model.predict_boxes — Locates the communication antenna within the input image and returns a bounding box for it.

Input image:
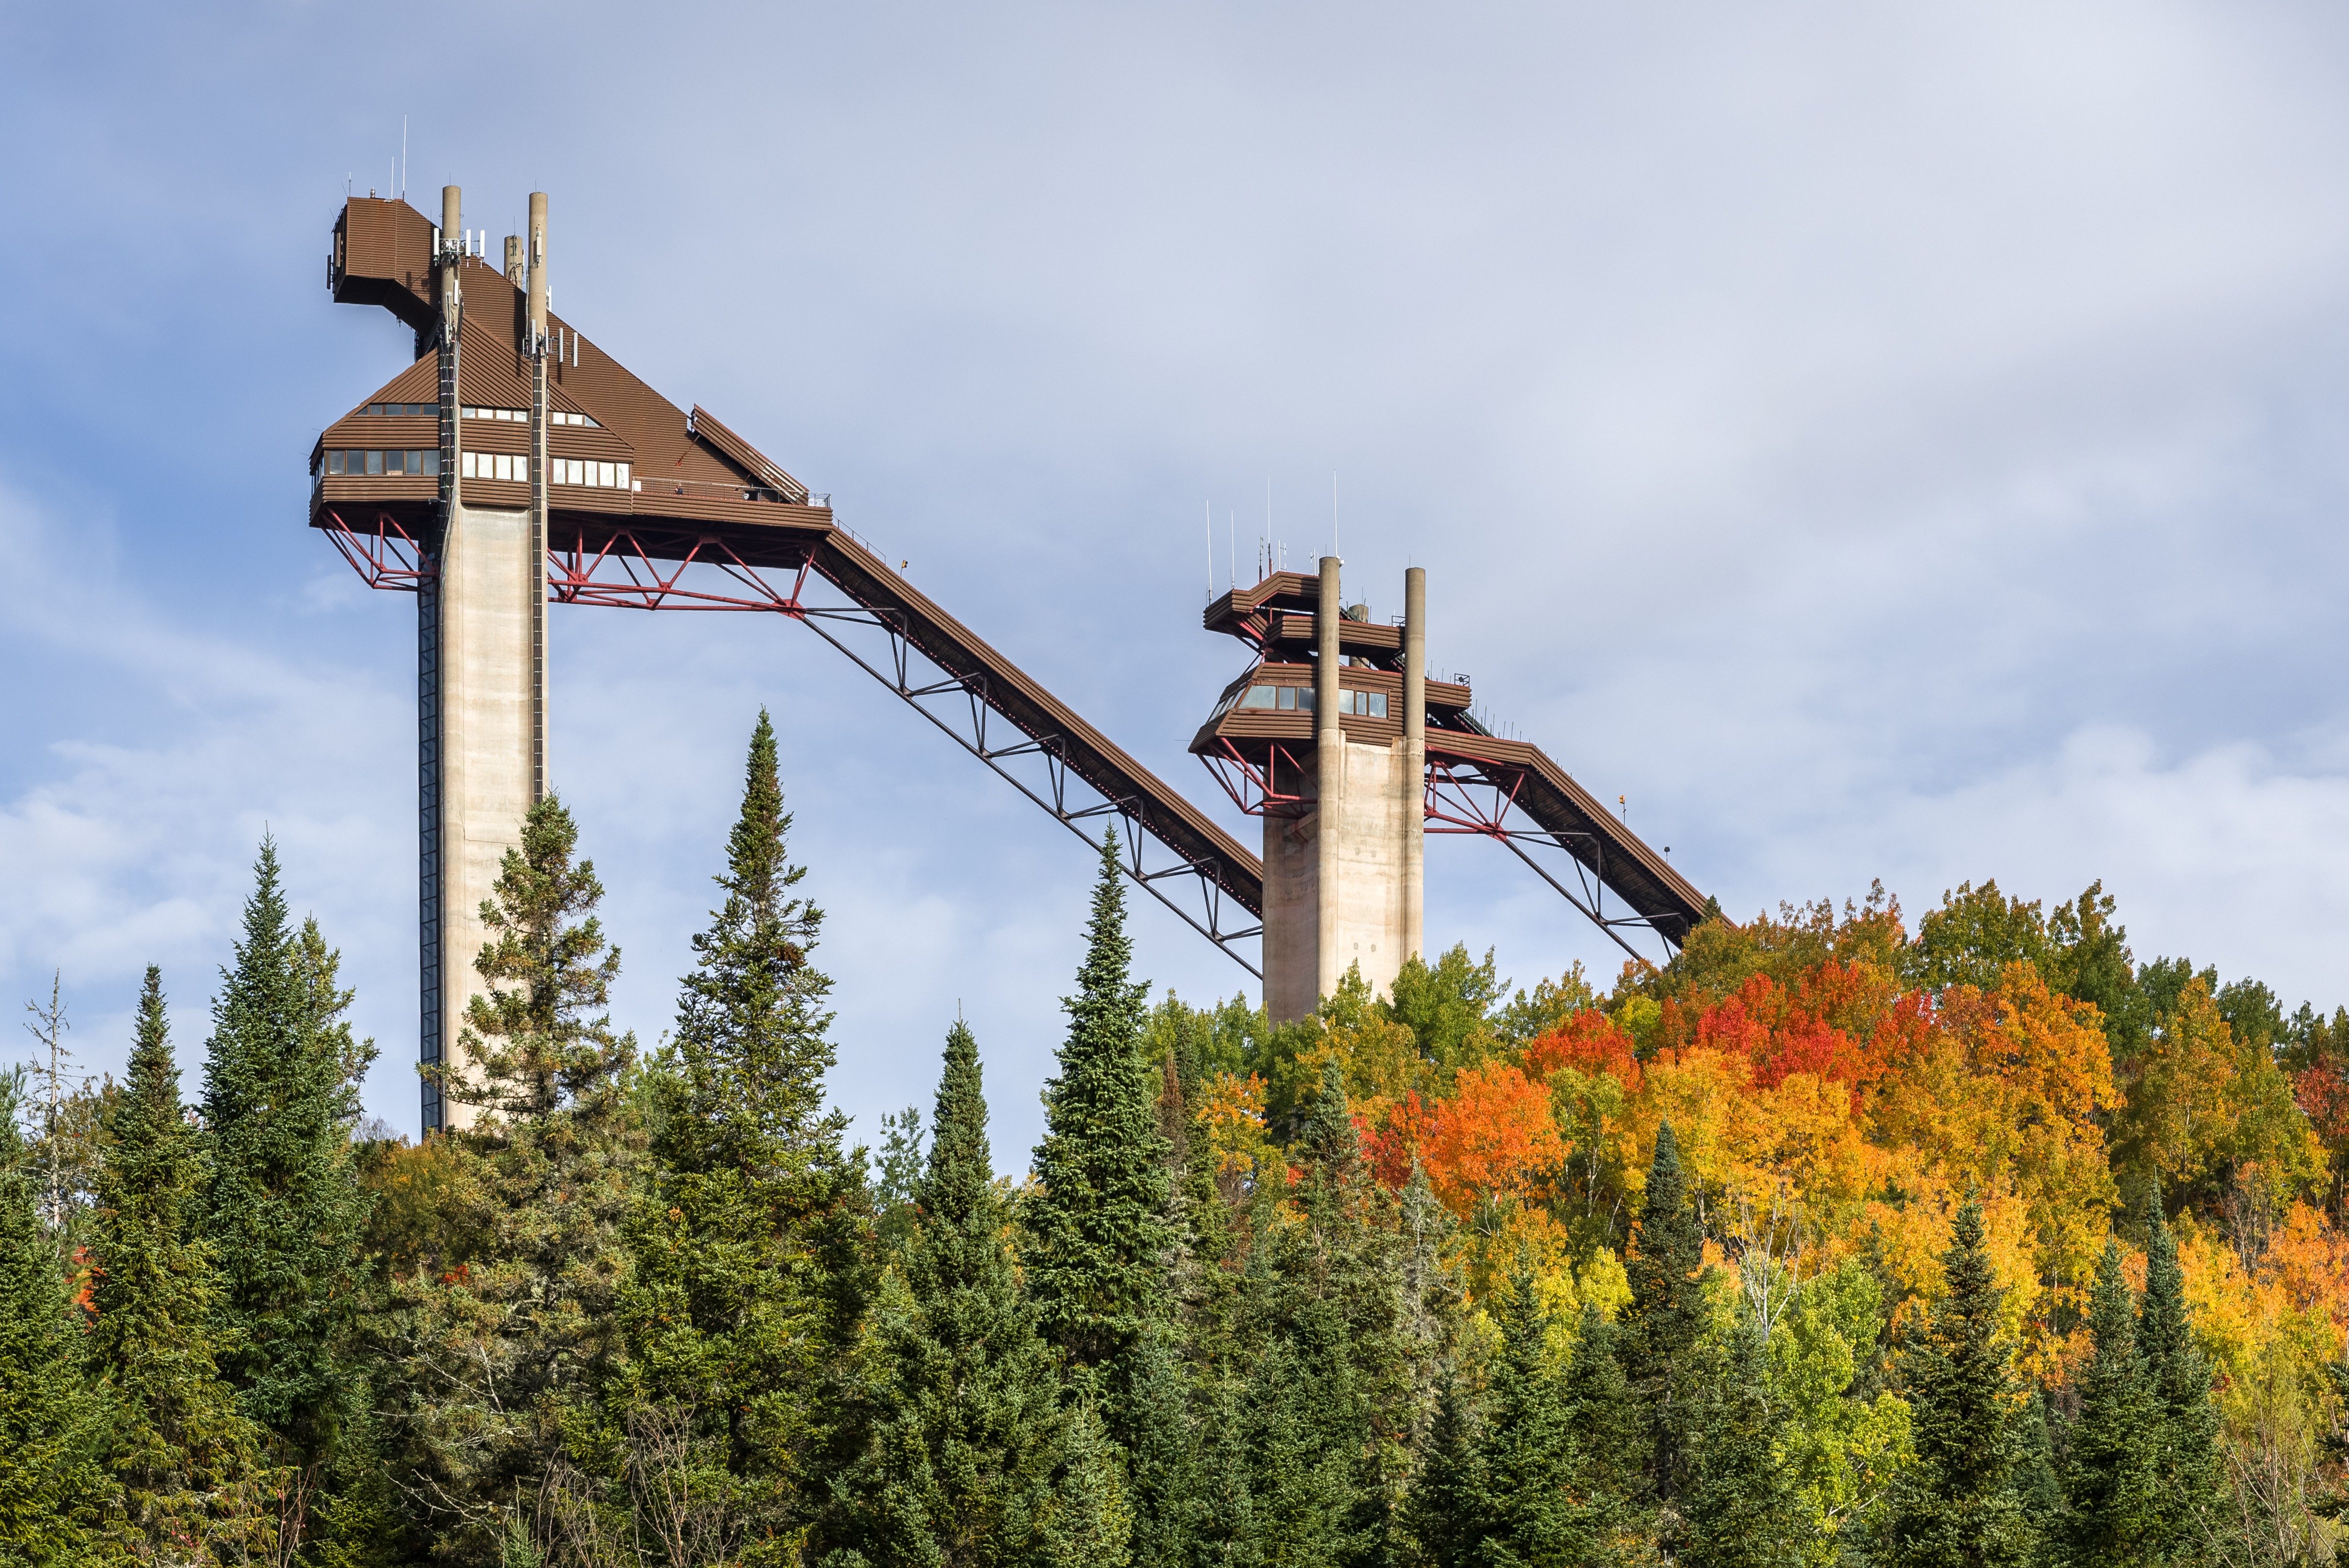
[400,116,407,199]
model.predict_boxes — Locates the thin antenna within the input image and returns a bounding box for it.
[400,115,407,198]
[1205,500,1213,600]
[1229,507,1236,592]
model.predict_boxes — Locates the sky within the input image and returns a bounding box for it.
[4,2,2349,1163]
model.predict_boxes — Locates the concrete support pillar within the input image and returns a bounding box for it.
[525,192,550,808]
[420,184,464,1131]
[1402,567,1426,966]
[1314,555,1344,1007]
[433,500,538,1131]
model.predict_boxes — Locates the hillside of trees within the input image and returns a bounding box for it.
[5,710,2348,1566]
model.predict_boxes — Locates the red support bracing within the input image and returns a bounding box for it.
[548,528,814,613]
[1200,737,1313,819]
[321,509,433,591]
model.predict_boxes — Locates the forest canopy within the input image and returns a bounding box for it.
[5,715,2348,1567]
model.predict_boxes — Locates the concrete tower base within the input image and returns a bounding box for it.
[426,502,540,1129]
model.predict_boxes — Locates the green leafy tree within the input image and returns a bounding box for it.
[384,795,642,1560]
[200,840,375,1551]
[1903,881,2051,994]
[0,1067,111,1563]
[618,711,865,1558]
[1621,1120,1711,1524]
[1025,832,1171,1384]
[2059,1241,2158,1567]
[2138,1206,2220,1563]
[1873,1198,2037,1568]
[822,1019,1128,1568]
[1684,1322,1803,1568]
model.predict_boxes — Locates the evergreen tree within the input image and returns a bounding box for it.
[822,1019,1128,1567]
[91,968,273,1561]
[1469,1259,1585,1567]
[1118,1326,1202,1568]
[2138,1206,2220,1564]
[1559,1304,1639,1520]
[1026,832,1171,1383]
[621,711,864,1557]
[1405,1371,1483,1568]
[2059,1241,2158,1567]
[0,1067,110,1564]
[385,795,642,1561]
[1620,1120,1710,1523]
[200,838,374,1548]
[1874,1198,2037,1568]
[1683,1322,1803,1568]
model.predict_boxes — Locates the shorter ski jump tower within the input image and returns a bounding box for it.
[314,186,1709,1129]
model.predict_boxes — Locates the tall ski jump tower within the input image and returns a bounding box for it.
[315,186,1710,1123]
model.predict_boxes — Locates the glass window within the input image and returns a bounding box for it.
[598,461,616,488]
[460,451,476,478]
[498,454,515,481]
[365,450,383,475]
[568,459,584,485]
[326,450,344,475]
[1276,686,1296,709]
[1240,686,1276,709]
[421,449,441,476]
[616,462,629,487]
[1370,692,1388,718]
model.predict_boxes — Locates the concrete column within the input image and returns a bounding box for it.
[1314,555,1344,1007]
[421,184,464,1131]
[525,193,550,808]
[1402,567,1426,966]
[434,500,537,1131]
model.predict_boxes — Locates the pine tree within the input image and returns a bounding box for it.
[91,968,272,1561]
[1026,832,1172,1389]
[1118,1326,1201,1568]
[1874,1198,2037,1568]
[1620,1120,1710,1523]
[1683,1321,1803,1568]
[2060,1240,2159,1566]
[2139,1206,2220,1564]
[1560,1304,1639,1520]
[821,1019,1128,1567]
[386,795,643,1561]
[200,840,374,1550]
[621,711,863,1556]
[0,1066,111,1563]
[1405,1371,1483,1568]
[1469,1258,1585,1566]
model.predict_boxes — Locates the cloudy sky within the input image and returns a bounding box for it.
[5,2,2348,1159]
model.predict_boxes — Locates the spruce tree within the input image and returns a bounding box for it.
[1405,1371,1483,1568]
[1468,1259,1585,1566]
[0,1067,110,1563]
[2060,1241,2159,1567]
[2139,1206,2220,1564]
[200,840,373,1549]
[821,1019,1128,1567]
[1620,1120,1710,1522]
[1874,1198,2036,1568]
[1683,1322,1803,1568]
[386,795,642,1560]
[1026,832,1171,1383]
[1560,1304,1639,1521]
[622,711,863,1555]
[91,968,271,1561]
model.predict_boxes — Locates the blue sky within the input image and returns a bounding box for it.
[6,2,2349,1161]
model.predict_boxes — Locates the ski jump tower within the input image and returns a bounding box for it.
[314,186,1709,1129]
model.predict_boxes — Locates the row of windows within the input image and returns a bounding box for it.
[1221,684,1390,719]
[322,448,438,477]
[463,405,600,428]
[459,451,633,489]
[357,403,602,428]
